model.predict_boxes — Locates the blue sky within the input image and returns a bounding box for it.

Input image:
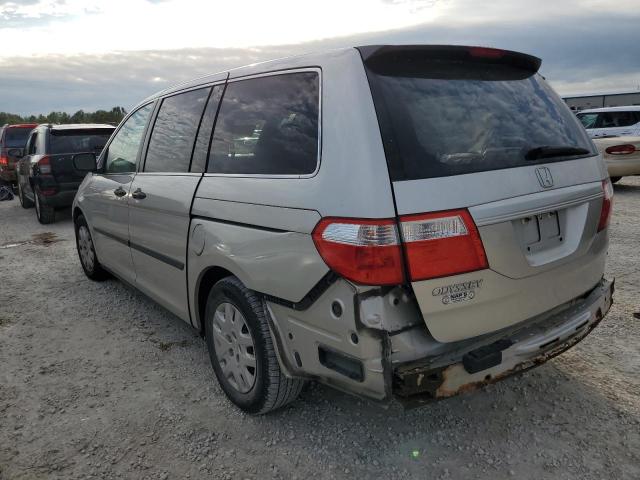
[1,0,639,115]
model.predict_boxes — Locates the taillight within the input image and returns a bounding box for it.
[468,46,505,59]
[597,178,614,232]
[605,144,636,155]
[399,209,488,281]
[312,209,489,286]
[312,218,404,285]
[0,155,7,166]
[37,156,51,175]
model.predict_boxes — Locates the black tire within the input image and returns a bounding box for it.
[18,181,34,209]
[34,191,55,224]
[204,276,305,414]
[610,176,622,184]
[74,214,110,281]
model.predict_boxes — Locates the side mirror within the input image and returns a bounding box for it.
[7,148,22,158]
[73,152,97,172]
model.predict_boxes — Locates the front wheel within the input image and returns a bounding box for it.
[204,276,305,414]
[74,214,110,281]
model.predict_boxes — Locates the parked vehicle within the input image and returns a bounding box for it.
[593,136,640,183]
[0,123,37,186]
[577,106,640,138]
[72,45,614,414]
[17,124,114,223]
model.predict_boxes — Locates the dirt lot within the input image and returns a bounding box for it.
[1,179,639,480]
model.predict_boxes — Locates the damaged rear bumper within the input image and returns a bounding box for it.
[393,278,614,404]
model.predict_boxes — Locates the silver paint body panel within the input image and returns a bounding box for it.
[73,46,612,401]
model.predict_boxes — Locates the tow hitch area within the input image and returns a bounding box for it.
[393,279,613,405]
[462,339,513,374]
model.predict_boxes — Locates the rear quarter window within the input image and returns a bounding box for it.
[207,71,319,176]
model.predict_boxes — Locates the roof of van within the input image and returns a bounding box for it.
[138,44,540,108]
[577,106,640,114]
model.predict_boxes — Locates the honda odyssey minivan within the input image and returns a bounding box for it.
[72,45,614,414]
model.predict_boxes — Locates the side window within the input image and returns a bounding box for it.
[208,72,319,175]
[577,113,598,129]
[103,103,154,174]
[191,86,224,173]
[599,111,638,128]
[144,88,210,173]
[27,132,38,155]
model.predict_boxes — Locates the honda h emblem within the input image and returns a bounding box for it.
[535,167,554,188]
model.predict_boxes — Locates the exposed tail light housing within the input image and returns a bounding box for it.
[37,156,51,175]
[605,144,636,155]
[597,178,614,232]
[312,218,404,285]
[312,209,488,286]
[0,155,8,167]
[399,209,488,281]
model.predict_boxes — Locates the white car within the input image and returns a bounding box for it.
[593,136,640,183]
[577,106,640,138]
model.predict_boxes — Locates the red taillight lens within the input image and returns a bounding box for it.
[312,218,404,285]
[399,209,488,281]
[597,179,614,232]
[37,156,51,174]
[312,209,489,286]
[0,155,8,166]
[605,144,636,155]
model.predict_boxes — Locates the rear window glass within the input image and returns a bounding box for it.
[364,59,595,181]
[208,72,319,175]
[5,127,33,148]
[50,130,113,155]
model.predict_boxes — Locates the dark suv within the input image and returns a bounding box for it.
[17,124,115,223]
[0,124,37,186]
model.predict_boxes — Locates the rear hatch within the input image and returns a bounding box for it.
[360,45,610,343]
[49,128,113,184]
[2,126,34,169]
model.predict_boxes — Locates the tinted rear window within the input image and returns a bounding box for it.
[5,127,33,148]
[50,130,114,155]
[364,58,595,181]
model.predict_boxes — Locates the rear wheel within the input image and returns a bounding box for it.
[610,176,622,184]
[34,191,55,224]
[18,181,34,209]
[74,214,110,281]
[204,276,305,414]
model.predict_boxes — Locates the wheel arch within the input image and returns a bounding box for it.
[194,265,235,335]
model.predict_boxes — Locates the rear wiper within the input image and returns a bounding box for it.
[525,145,590,161]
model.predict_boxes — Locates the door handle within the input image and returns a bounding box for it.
[114,187,126,197]
[131,188,146,200]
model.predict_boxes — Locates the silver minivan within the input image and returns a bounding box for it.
[72,45,614,414]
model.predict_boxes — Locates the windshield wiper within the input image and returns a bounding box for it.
[525,145,590,161]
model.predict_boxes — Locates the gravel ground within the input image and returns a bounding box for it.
[1,178,639,480]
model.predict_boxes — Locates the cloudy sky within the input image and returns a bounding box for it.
[1,0,639,115]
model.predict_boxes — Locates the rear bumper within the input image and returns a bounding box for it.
[36,181,80,208]
[393,278,614,404]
